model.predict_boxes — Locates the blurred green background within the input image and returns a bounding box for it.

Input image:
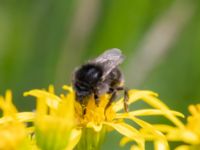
[0,0,200,149]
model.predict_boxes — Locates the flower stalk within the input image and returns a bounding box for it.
[75,127,106,150]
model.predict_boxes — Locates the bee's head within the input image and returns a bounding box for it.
[73,64,103,96]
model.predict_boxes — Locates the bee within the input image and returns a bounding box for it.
[72,48,129,114]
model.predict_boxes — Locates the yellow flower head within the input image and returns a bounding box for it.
[61,86,185,149]
[154,104,200,150]
[0,91,29,150]
[24,85,184,150]
[24,85,75,150]
[178,104,200,150]
[186,104,200,141]
[74,93,116,130]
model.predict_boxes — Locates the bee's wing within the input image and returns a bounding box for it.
[90,48,124,80]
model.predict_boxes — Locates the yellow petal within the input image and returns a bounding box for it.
[175,145,190,150]
[130,145,141,150]
[87,122,103,132]
[65,129,82,150]
[48,85,55,93]
[117,109,184,118]
[188,104,200,116]
[113,90,157,112]
[132,117,165,140]
[167,129,199,144]
[17,112,35,122]
[151,124,176,133]
[0,121,28,150]
[103,122,144,148]
[24,89,61,109]
[154,140,169,150]
[0,112,34,124]
[0,90,17,116]
[62,85,73,92]
[141,94,184,128]
[120,137,132,146]
[116,114,166,140]
[113,90,184,128]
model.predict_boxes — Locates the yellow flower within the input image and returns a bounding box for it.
[186,104,200,142]
[24,86,183,150]
[79,89,184,150]
[0,90,32,150]
[112,90,184,150]
[25,85,184,150]
[24,85,75,150]
[155,104,200,150]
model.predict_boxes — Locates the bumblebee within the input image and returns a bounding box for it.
[72,48,128,113]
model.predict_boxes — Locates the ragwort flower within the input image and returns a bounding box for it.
[0,90,33,150]
[25,85,184,150]
[24,85,75,150]
[155,104,200,150]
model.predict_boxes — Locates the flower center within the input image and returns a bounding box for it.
[75,94,116,125]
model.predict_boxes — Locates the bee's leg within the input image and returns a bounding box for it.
[105,90,117,112]
[116,87,124,91]
[94,94,100,106]
[124,88,129,112]
[115,87,129,112]
[77,96,86,116]
[82,105,87,116]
